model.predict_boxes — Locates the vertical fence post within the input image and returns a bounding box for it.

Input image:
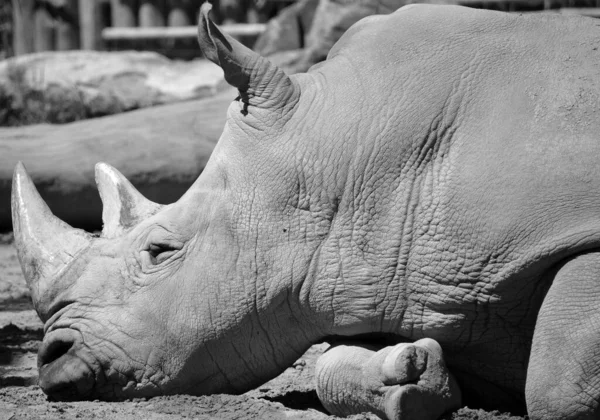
[139,0,164,27]
[11,0,35,55]
[167,1,190,27]
[111,0,136,27]
[78,0,103,50]
[56,0,79,50]
[1,3,9,59]
[34,7,54,52]
[247,7,259,24]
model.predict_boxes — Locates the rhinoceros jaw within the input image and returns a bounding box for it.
[95,163,162,238]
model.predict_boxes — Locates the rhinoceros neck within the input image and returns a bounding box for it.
[282,75,460,341]
[295,148,436,340]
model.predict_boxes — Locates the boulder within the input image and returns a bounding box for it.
[304,0,408,68]
[255,0,408,74]
[0,51,226,126]
[0,89,235,231]
[254,0,320,58]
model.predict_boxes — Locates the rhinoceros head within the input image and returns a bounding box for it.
[12,3,332,400]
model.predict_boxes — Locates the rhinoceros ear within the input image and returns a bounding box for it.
[198,2,298,112]
[95,163,162,238]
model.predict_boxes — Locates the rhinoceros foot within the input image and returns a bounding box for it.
[315,338,461,420]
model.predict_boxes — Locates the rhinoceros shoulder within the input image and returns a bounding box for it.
[325,4,600,66]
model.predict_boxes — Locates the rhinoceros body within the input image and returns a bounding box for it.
[11,4,600,419]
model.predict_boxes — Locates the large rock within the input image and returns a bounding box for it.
[0,51,226,126]
[253,0,320,57]
[304,0,407,66]
[0,89,235,231]
[255,0,407,74]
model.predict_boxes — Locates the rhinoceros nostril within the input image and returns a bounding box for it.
[38,332,75,368]
[37,329,96,400]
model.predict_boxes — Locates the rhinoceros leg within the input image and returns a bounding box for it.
[315,338,461,420]
[527,252,600,420]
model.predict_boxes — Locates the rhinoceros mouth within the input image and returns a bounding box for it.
[38,328,98,401]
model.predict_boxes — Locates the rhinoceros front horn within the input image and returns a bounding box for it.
[95,163,162,238]
[11,162,92,305]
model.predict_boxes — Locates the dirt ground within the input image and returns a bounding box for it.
[0,234,525,420]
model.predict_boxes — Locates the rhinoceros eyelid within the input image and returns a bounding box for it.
[145,243,181,265]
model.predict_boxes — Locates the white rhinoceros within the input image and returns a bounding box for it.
[11,3,600,420]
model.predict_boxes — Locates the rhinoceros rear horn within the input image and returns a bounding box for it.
[95,163,162,238]
[198,2,298,111]
[11,162,92,301]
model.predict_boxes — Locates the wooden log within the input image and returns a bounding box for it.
[139,0,165,27]
[11,0,35,55]
[102,23,266,40]
[0,89,235,231]
[33,8,54,52]
[110,0,136,27]
[78,0,103,50]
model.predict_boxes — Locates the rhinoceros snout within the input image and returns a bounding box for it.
[38,329,95,401]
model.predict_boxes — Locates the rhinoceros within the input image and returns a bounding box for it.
[11,3,600,419]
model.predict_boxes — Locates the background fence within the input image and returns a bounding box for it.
[3,0,294,59]
[3,0,600,60]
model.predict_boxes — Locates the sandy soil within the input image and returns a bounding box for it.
[0,234,525,420]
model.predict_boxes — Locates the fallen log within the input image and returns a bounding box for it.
[0,89,234,231]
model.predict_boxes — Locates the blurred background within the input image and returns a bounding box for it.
[3,0,600,61]
[2,0,289,60]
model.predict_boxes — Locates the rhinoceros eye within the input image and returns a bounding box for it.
[145,243,179,265]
